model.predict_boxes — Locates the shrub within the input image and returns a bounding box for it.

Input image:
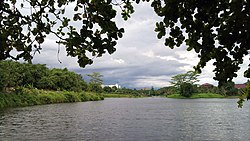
[63,92,80,102]
[180,83,194,97]
[0,87,104,108]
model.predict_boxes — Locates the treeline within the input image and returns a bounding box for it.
[0,60,153,97]
[0,60,88,92]
[103,87,154,97]
[0,60,104,108]
[157,71,247,98]
[156,83,246,97]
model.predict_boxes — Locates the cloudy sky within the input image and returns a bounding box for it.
[32,2,249,89]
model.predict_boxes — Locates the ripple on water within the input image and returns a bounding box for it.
[0,98,249,141]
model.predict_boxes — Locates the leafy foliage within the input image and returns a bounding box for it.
[0,72,4,91]
[156,86,178,96]
[167,93,224,99]
[194,85,221,95]
[179,82,194,97]
[0,0,127,67]
[219,81,238,96]
[103,86,113,93]
[0,61,23,88]
[1,0,250,99]
[238,82,250,107]
[0,60,87,92]
[0,87,103,108]
[87,72,103,92]
[151,0,250,87]
[88,83,103,93]
[170,71,199,88]
[87,72,103,85]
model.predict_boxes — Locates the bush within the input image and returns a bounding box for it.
[219,82,239,96]
[63,92,80,102]
[180,83,194,97]
[0,87,104,108]
[79,93,90,101]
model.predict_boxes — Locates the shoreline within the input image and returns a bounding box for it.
[0,87,104,109]
[0,90,242,109]
[166,93,240,99]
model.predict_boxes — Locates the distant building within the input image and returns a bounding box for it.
[201,83,214,88]
[200,83,247,89]
[234,84,247,89]
[101,83,121,89]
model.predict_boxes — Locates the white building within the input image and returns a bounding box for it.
[101,83,121,89]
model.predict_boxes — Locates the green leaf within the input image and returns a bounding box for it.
[157,32,163,39]
[187,46,193,51]
[118,32,123,38]
[74,6,78,11]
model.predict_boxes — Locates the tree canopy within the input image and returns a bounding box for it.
[151,0,250,88]
[170,71,199,88]
[0,60,88,92]
[87,72,103,92]
[1,0,128,66]
[1,0,250,95]
[87,72,103,85]
[170,71,199,97]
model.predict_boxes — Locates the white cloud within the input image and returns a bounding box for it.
[197,60,217,86]
[233,56,249,84]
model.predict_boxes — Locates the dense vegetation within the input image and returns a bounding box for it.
[162,71,247,101]
[103,86,156,97]
[0,60,104,108]
[0,60,153,108]
[158,82,247,106]
[1,0,250,106]
[1,0,250,93]
[0,60,247,108]
[166,93,225,99]
[159,85,245,98]
[0,60,88,92]
[0,87,103,108]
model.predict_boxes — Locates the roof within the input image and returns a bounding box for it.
[234,84,247,89]
[201,83,214,87]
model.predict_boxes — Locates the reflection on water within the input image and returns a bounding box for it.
[0,98,250,141]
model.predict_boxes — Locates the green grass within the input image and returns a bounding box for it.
[0,87,104,109]
[167,93,225,99]
[191,93,225,98]
[166,93,187,99]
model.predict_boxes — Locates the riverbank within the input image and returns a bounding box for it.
[103,93,146,98]
[166,93,234,99]
[0,87,104,108]
[104,93,134,98]
[1,90,241,109]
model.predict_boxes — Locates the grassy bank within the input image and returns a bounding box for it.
[104,93,133,98]
[167,93,226,99]
[103,93,146,98]
[0,87,104,108]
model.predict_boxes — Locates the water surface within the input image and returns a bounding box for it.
[0,98,250,141]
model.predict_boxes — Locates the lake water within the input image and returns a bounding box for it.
[0,98,250,141]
